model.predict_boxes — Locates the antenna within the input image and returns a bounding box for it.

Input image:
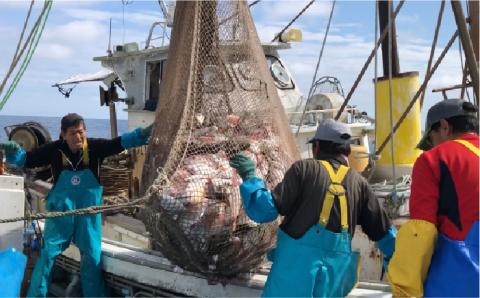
[107,18,112,55]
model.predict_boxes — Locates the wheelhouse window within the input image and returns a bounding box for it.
[266,55,294,90]
[145,59,167,111]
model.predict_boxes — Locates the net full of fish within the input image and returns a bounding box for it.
[138,0,300,279]
[145,115,289,277]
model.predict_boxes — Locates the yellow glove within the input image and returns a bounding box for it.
[387,219,437,297]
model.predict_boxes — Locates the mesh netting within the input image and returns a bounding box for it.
[139,0,299,279]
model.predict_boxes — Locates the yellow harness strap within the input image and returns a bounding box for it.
[319,160,350,229]
[454,139,480,157]
[82,139,90,166]
[61,139,90,168]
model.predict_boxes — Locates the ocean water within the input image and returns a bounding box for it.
[0,115,128,143]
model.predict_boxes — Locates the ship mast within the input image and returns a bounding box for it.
[378,0,400,76]
[451,0,479,103]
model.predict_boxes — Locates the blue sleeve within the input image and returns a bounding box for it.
[239,177,279,223]
[376,225,397,260]
[120,128,148,149]
[0,247,27,297]
[6,148,26,168]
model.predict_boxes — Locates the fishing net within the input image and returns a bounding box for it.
[139,0,299,279]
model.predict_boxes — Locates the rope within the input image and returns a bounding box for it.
[375,30,459,156]
[461,61,472,101]
[249,0,261,7]
[0,0,52,111]
[458,0,472,103]
[334,0,405,120]
[367,0,380,183]
[271,0,316,42]
[459,42,467,100]
[13,1,35,63]
[420,0,445,107]
[0,197,148,224]
[458,7,471,102]
[0,0,35,97]
[295,0,336,135]
[370,175,411,196]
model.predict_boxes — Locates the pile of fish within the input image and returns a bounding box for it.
[148,114,289,272]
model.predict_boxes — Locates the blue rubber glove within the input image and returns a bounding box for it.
[230,153,256,181]
[0,141,26,167]
[121,124,153,149]
[0,141,21,154]
[376,226,397,273]
[140,124,153,139]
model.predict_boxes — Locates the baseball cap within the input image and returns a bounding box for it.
[61,113,85,131]
[307,119,352,144]
[417,99,478,150]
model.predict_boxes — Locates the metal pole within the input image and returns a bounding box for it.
[109,103,118,138]
[420,0,445,107]
[373,0,379,153]
[386,3,397,193]
[451,0,479,101]
[378,0,400,76]
[469,0,479,62]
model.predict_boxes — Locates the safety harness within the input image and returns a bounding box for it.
[454,139,480,157]
[60,139,90,170]
[318,160,350,229]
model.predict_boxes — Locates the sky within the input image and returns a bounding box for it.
[0,0,471,124]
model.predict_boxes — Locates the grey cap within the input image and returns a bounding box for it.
[307,119,352,144]
[417,99,478,150]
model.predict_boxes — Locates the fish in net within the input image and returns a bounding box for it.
[139,0,299,279]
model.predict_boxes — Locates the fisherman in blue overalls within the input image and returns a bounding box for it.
[230,119,397,297]
[0,113,152,297]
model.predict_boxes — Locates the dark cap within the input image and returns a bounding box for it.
[417,99,478,150]
[307,119,352,145]
[61,113,84,131]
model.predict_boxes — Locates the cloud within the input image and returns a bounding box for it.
[303,32,364,44]
[43,20,108,44]
[0,0,98,11]
[36,43,72,59]
[333,22,363,28]
[255,0,332,22]
[62,8,163,26]
[397,14,420,24]
[0,1,32,10]
[254,22,284,41]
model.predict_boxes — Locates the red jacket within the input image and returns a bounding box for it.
[409,133,479,240]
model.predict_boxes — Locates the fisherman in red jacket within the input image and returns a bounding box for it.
[388,99,479,297]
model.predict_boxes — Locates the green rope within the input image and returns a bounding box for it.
[0,0,52,111]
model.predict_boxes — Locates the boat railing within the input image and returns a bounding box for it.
[287,107,359,127]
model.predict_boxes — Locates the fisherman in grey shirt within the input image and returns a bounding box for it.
[230,119,397,297]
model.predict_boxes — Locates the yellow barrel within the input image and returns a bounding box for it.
[348,144,369,173]
[375,72,421,167]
